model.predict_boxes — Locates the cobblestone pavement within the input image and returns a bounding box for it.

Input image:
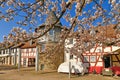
[0,67,120,80]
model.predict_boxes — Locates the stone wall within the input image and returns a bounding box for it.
[39,42,64,70]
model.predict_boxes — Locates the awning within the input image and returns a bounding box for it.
[113,48,120,53]
[103,48,120,56]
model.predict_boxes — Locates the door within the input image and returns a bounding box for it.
[103,56,111,68]
[23,58,26,67]
[28,58,35,67]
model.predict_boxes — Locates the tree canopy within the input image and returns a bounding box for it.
[0,0,120,55]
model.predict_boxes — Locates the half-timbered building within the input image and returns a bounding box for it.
[64,38,120,75]
[11,43,24,66]
[20,41,36,67]
[83,44,120,75]
[0,43,14,65]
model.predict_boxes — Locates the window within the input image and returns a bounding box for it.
[41,44,45,52]
[68,39,73,44]
[90,56,96,62]
[98,49,102,52]
[65,48,69,53]
[70,55,73,59]
[26,49,29,53]
[12,49,14,53]
[13,49,14,53]
[3,50,5,54]
[23,58,26,66]
[28,58,35,67]
[84,56,89,62]
[49,29,54,35]
[5,49,8,54]
[31,48,33,52]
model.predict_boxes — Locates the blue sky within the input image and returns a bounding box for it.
[0,0,113,42]
[0,19,31,42]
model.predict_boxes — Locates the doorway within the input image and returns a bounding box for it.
[28,58,35,67]
[103,56,111,68]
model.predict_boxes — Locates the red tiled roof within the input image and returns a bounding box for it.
[21,41,36,49]
[12,42,24,48]
[95,24,117,38]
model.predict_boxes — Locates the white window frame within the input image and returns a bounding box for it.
[41,44,45,52]
[90,56,96,62]
[84,56,89,62]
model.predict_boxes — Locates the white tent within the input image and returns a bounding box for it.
[58,60,87,74]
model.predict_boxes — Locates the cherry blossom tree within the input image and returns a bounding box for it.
[2,27,29,45]
[0,0,120,56]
